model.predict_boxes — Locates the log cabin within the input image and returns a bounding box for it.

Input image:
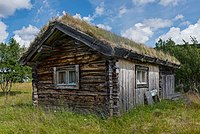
[20,14,180,116]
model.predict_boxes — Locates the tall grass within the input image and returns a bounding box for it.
[0,83,200,134]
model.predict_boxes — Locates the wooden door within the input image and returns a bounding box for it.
[160,75,175,99]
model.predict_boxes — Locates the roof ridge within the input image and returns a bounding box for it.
[21,13,180,66]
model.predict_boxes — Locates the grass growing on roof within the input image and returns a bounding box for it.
[0,83,200,133]
[30,13,180,65]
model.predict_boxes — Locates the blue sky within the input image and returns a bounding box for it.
[0,0,200,47]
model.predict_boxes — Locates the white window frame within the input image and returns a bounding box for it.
[53,65,79,89]
[136,65,148,88]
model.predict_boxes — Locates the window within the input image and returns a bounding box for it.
[53,65,79,89]
[136,66,148,88]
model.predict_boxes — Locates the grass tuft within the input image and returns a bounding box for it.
[0,83,200,133]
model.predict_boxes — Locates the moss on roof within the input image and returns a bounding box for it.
[31,13,180,65]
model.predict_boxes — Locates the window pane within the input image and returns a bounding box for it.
[58,71,66,84]
[137,70,147,84]
[140,72,142,83]
[137,71,141,83]
[68,71,76,84]
[142,71,146,83]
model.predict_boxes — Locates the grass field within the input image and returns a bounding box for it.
[0,83,200,134]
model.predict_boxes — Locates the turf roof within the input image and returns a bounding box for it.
[30,13,180,65]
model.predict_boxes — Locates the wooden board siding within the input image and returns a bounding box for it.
[148,66,159,93]
[117,59,135,113]
[32,36,110,116]
[135,88,145,105]
[116,59,159,113]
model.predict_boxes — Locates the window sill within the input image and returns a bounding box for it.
[137,84,148,88]
[137,82,147,85]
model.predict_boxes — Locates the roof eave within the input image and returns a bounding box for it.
[20,21,180,68]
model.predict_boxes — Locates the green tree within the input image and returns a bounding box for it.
[0,38,31,95]
[155,38,200,92]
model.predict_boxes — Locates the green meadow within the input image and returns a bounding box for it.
[0,83,200,134]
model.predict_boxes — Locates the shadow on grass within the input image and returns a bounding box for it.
[0,91,29,97]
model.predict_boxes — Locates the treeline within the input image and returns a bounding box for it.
[0,38,31,95]
[155,38,200,92]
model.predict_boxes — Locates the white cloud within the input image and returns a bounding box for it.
[0,21,9,42]
[0,0,32,18]
[72,13,112,31]
[72,12,112,31]
[174,14,184,21]
[13,25,39,47]
[180,21,190,26]
[34,0,59,23]
[143,18,173,30]
[173,14,190,26]
[157,19,200,44]
[159,0,181,6]
[73,13,93,23]
[83,15,94,23]
[70,2,104,25]
[121,18,172,43]
[132,0,181,6]
[133,0,156,5]
[97,24,112,31]
[122,23,153,43]
[73,13,82,20]
[95,2,104,16]
[119,6,128,17]
[156,27,181,43]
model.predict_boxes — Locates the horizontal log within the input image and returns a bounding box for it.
[38,78,52,82]
[37,90,108,96]
[38,97,108,104]
[81,75,106,79]
[37,70,52,75]
[38,81,53,84]
[39,58,104,67]
[81,73,106,77]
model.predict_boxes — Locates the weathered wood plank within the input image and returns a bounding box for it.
[135,88,145,105]
[128,70,134,109]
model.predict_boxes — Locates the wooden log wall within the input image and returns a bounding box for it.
[32,36,111,116]
[116,59,160,114]
[112,62,120,116]
[106,60,120,116]
[32,65,38,106]
[107,60,114,116]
